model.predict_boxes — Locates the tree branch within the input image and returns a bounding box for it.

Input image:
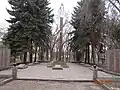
[108,0,120,13]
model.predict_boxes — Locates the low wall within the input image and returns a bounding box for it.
[106,49,120,73]
[0,46,10,70]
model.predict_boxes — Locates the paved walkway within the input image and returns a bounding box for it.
[0,63,119,80]
[0,80,104,90]
[17,63,93,80]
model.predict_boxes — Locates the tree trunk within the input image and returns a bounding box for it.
[87,44,90,64]
[92,45,95,64]
[46,49,49,61]
[73,52,76,61]
[56,49,58,60]
[40,52,43,61]
[20,53,23,62]
[29,39,33,63]
[34,47,37,62]
[66,47,69,62]
[38,47,41,60]
[97,51,100,64]
[29,53,32,63]
[76,51,80,62]
[13,55,16,63]
[85,49,87,63]
[23,52,27,64]
[62,50,64,61]
[85,44,89,64]
[68,50,71,62]
[40,47,44,61]
[50,49,53,61]
[85,44,90,64]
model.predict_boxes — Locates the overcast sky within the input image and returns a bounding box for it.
[0,0,79,27]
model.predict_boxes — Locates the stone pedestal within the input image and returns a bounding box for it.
[93,65,98,80]
[12,65,17,79]
[52,64,63,70]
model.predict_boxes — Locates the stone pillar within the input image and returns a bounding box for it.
[59,17,63,61]
[12,64,17,79]
[93,65,98,80]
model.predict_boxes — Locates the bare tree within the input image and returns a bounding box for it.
[108,0,120,13]
[48,4,73,61]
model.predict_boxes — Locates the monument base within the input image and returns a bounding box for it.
[47,60,69,68]
[52,65,63,70]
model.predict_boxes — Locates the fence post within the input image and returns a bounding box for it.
[93,65,98,80]
[12,63,17,79]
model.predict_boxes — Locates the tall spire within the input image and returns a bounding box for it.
[58,3,65,18]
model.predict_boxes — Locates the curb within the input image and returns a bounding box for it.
[17,78,94,82]
[89,67,120,77]
[98,68,120,76]
[0,77,13,86]
[0,75,12,78]
[95,79,111,90]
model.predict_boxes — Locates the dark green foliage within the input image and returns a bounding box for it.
[70,0,105,64]
[70,0,87,52]
[3,0,54,62]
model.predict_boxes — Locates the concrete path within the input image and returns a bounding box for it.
[17,63,93,80]
[0,63,119,81]
[0,80,104,90]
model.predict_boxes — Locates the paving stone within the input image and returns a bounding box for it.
[0,80,104,90]
[17,63,93,80]
[0,63,118,81]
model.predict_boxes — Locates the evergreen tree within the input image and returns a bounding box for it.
[70,0,89,62]
[70,0,105,64]
[88,0,105,64]
[3,0,54,63]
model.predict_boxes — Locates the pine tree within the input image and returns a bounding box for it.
[70,0,105,64]
[3,0,54,63]
[3,0,27,61]
[70,0,89,62]
[88,0,105,64]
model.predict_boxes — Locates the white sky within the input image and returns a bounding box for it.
[0,0,79,28]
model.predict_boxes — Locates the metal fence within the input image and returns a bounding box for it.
[0,46,10,70]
